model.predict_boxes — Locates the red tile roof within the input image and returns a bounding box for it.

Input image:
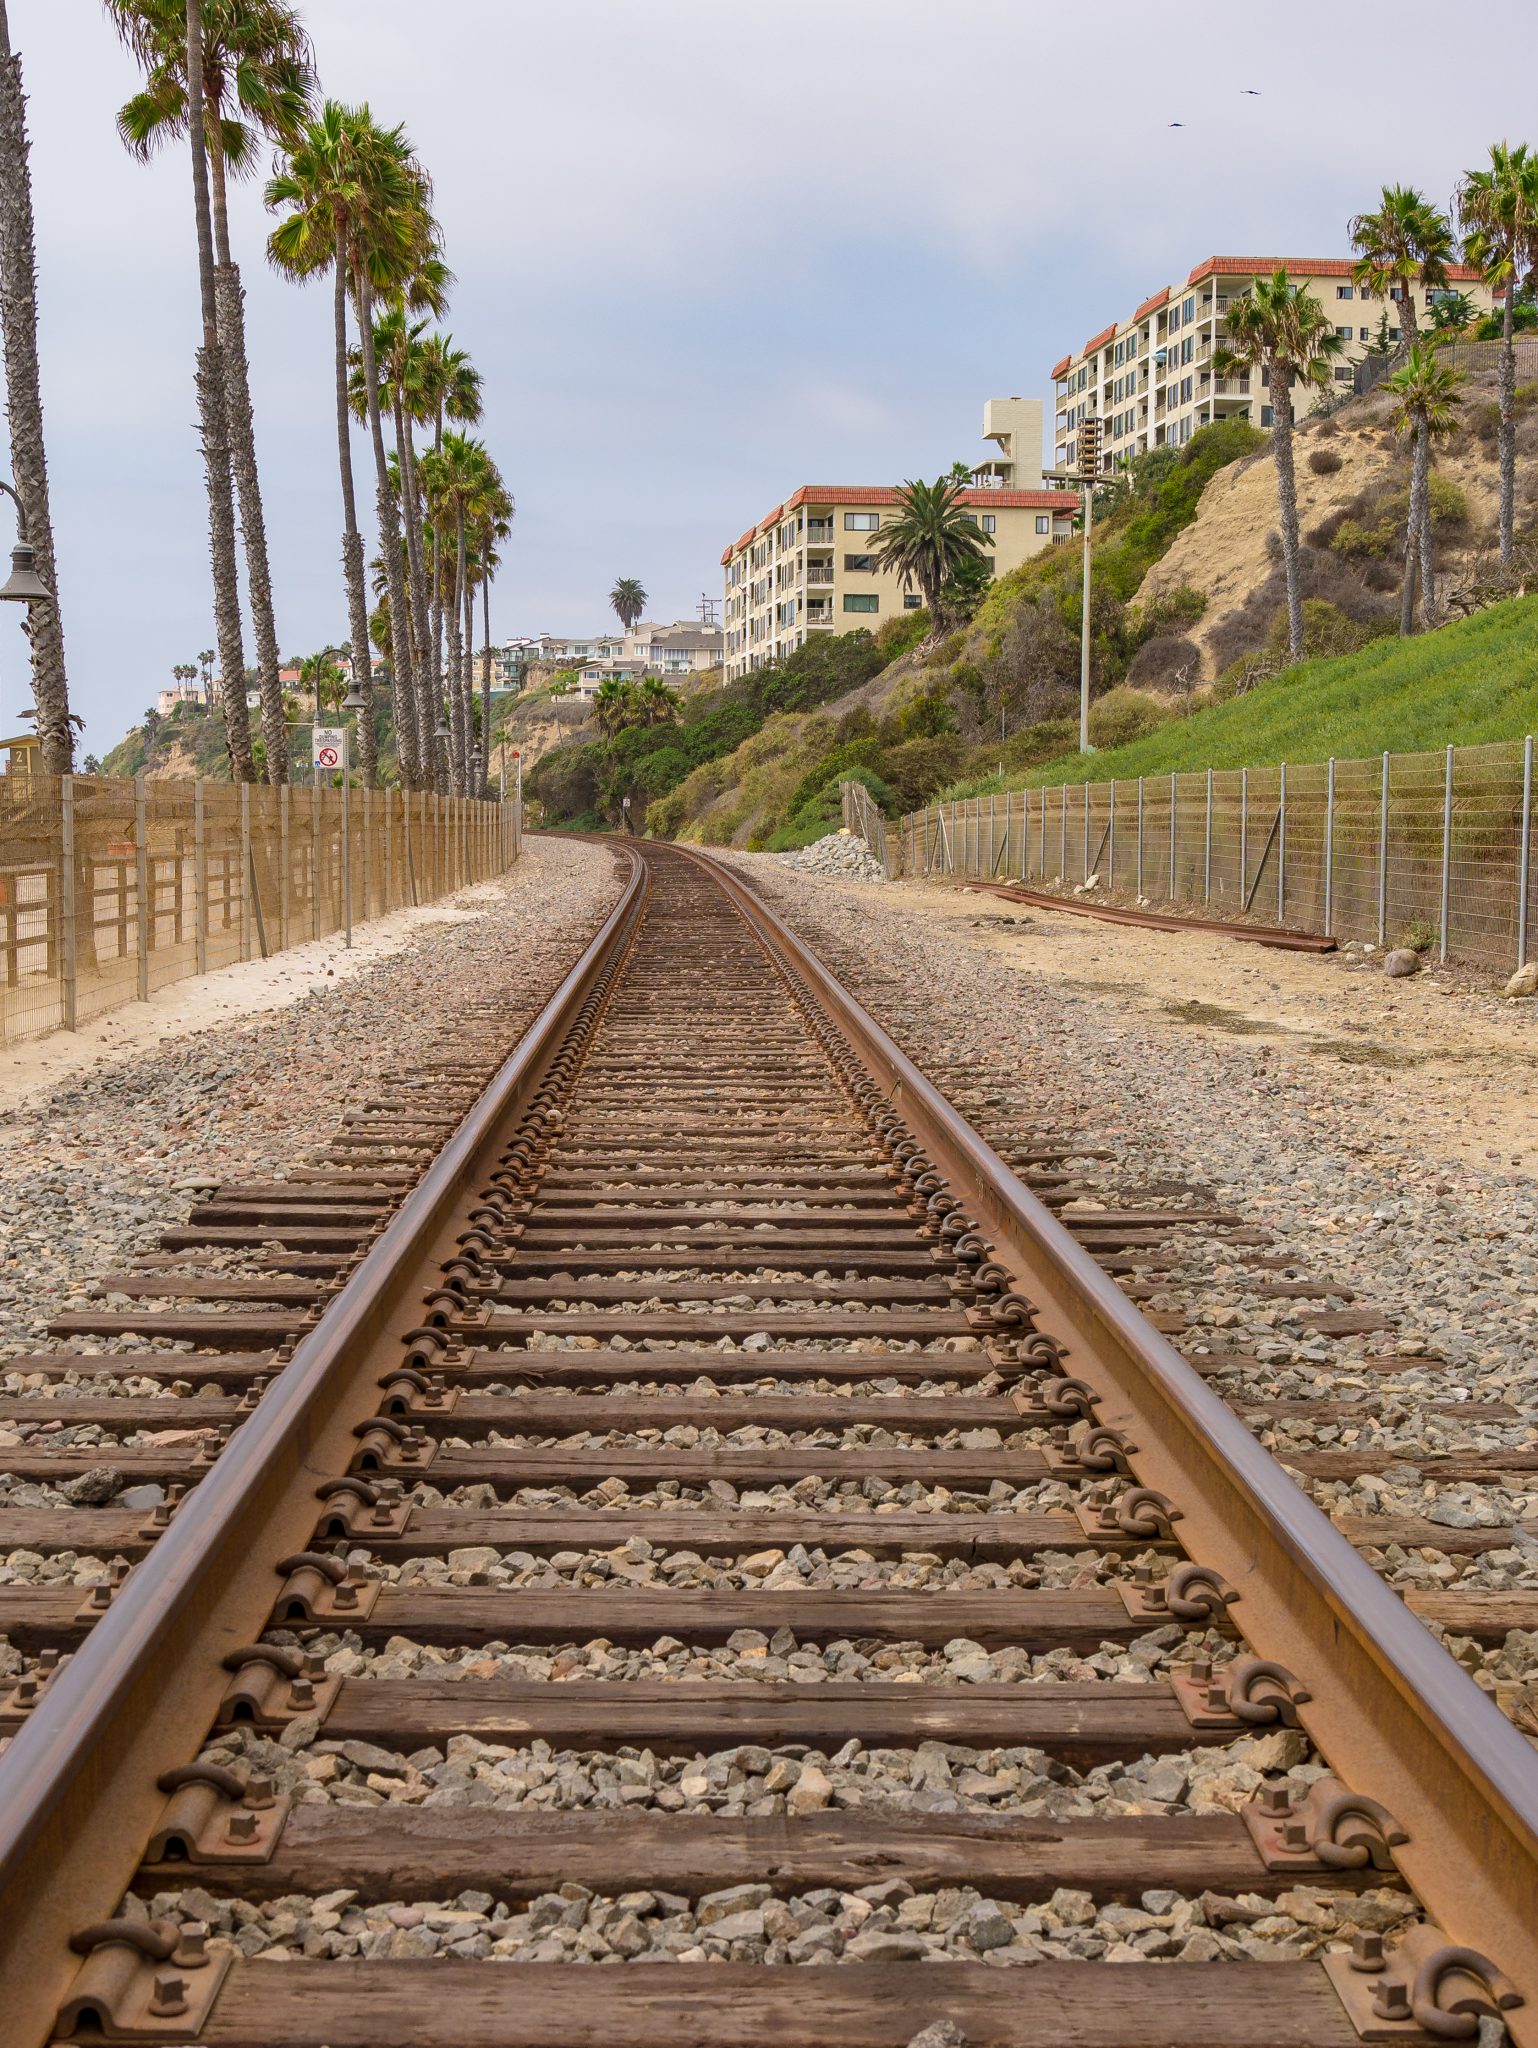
[1082,323,1116,357]
[724,485,1077,557]
[1185,254,1485,286]
[1050,355,1071,381]
[1132,287,1170,321]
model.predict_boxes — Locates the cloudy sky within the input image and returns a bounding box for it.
[3,0,1532,754]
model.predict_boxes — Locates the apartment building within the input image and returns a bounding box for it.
[1050,255,1495,473]
[508,622,722,684]
[722,491,1077,681]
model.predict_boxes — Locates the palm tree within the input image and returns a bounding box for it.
[1459,143,1538,563]
[1430,288,1478,333]
[198,646,215,689]
[1349,184,1457,349]
[635,676,679,727]
[0,1,72,772]
[106,0,314,786]
[421,429,498,793]
[1351,186,1458,593]
[869,477,993,630]
[267,107,439,791]
[176,0,255,779]
[1215,270,1344,661]
[1387,342,1462,633]
[298,646,343,743]
[592,677,637,740]
[609,577,647,634]
[471,463,513,792]
[417,333,481,786]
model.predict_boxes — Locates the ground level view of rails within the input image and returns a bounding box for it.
[0,835,1532,2048]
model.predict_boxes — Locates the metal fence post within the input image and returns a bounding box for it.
[1107,780,1116,887]
[1519,735,1534,969]
[134,774,149,1003]
[1240,767,1248,904]
[1377,750,1390,947]
[59,775,78,1030]
[1169,772,1177,902]
[1132,780,1142,897]
[1324,758,1336,937]
[194,777,208,976]
[1060,785,1067,879]
[1277,761,1287,924]
[1082,783,1090,882]
[1439,745,1454,964]
[1203,768,1212,904]
[310,779,320,939]
[279,783,291,951]
[362,784,371,922]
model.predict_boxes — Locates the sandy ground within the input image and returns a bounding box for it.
[811,874,1538,1175]
[0,882,513,1120]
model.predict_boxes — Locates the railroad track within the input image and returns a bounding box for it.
[0,839,1533,2047]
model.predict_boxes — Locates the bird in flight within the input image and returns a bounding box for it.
[1242,88,1261,95]
[1169,121,1185,127]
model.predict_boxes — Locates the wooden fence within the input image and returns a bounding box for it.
[0,772,522,1043]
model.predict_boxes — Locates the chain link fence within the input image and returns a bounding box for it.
[0,773,522,1044]
[839,780,899,877]
[891,737,1538,977]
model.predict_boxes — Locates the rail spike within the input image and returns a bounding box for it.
[1323,1922,1524,2041]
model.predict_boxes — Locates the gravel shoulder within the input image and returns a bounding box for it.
[0,837,622,1359]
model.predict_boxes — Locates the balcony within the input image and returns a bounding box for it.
[807,567,834,587]
[1209,377,1252,399]
[806,603,835,625]
[805,522,835,546]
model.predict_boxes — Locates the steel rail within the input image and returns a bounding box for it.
[0,847,648,2048]
[949,876,1338,951]
[687,844,1538,2032]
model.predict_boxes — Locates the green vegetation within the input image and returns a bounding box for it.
[934,594,1538,798]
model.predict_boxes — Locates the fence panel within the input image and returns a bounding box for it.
[0,771,520,1046]
[895,735,1538,976]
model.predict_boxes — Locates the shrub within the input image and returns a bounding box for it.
[1126,634,1202,691]
[896,686,957,739]
[879,733,968,810]
[1265,598,1391,663]
[873,609,930,659]
[1308,447,1344,475]
[1087,686,1173,750]
[1332,473,1468,559]
[1133,584,1207,637]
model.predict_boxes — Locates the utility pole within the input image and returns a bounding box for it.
[1045,410,1101,754]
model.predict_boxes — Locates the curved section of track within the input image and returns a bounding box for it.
[0,840,1531,2048]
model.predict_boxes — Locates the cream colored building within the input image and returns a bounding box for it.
[971,396,1043,489]
[1051,255,1496,474]
[720,486,1075,680]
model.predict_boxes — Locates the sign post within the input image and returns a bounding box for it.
[313,726,352,948]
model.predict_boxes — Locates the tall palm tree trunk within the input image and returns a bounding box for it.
[480,568,493,795]
[430,408,446,794]
[330,242,374,786]
[207,139,283,783]
[462,561,476,794]
[355,267,415,790]
[1269,363,1304,660]
[0,3,70,773]
[446,503,467,794]
[1498,289,1516,562]
[1396,285,1435,585]
[1401,442,1427,635]
[1417,440,1438,629]
[185,0,254,782]
[393,396,435,786]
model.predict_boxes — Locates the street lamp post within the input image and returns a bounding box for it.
[1044,412,1102,755]
[0,480,54,750]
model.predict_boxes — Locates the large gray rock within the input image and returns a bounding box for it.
[1503,961,1538,998]
[1383,948,1421,978]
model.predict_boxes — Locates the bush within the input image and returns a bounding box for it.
[873,609,930,659]
[1133,585,1207,637]
[1087,686,1173,750]
[896,686,957,739]
[1264,598,1391,663]
[879,733,968,810]
[1126,634,1202,690]
[1331,473,1469,560]
[1308,447,1344,475]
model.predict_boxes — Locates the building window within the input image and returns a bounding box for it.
[1335,324,1352,340]
[1359,327,1371,342]
[902,593,923,609]
[844,553,877,571]
[844,512,879,531]
[843,593,879,613]
[1333,367,1354,382]
[1336,284,1354,299]
[1035,515,1050,534]
[1260,404,1275,428]
[980,514,996,535]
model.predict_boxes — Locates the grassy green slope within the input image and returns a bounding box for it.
[960,593,1538,794]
